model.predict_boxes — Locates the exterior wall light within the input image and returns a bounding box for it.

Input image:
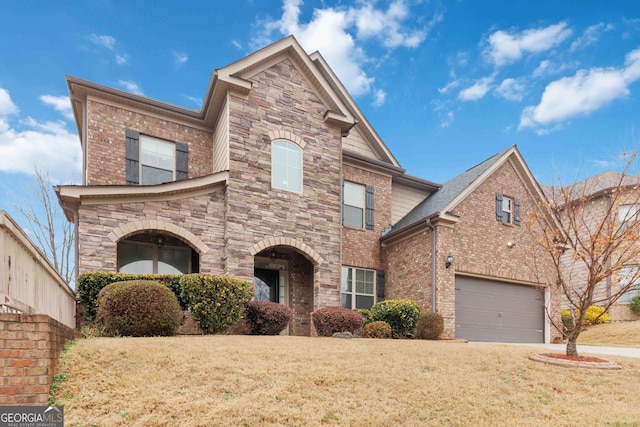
[445,254,453,269]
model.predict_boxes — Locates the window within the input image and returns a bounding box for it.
[496,193,521,225]
[341,266,375,309]
[118,240,191,274]
[618,266,640,303]
[343,181,365,228]
[618,204,640,227]
[272,140,302,192]
[140,135,175,185]
[125,129,188,185]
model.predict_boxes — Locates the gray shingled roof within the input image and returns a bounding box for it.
[388,146,514,234]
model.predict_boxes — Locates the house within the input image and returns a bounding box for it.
[55,36,557,342]
[548,171,640,322]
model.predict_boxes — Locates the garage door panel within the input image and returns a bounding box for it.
[455,276,544,343]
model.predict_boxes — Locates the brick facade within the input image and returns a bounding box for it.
[0,313,80,405]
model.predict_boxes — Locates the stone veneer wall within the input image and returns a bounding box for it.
[76,191,225,274]
[0,313,80,405]
[222,59,344,311]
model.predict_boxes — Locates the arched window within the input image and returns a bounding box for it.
[117,234,198,274]
[272,139,302,193]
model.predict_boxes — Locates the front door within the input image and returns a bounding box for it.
[253,268,280,302]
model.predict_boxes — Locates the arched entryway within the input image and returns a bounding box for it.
[253,245,315,336]
[117,232,200,274]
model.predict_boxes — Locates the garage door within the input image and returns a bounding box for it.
[455,276,544,343]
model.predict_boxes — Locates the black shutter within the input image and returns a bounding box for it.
[495,192,504,222]
[376,270,385,301]
[366,185,375,230]
[125,129,140,185]
[514,198,521,226]
[176,142,189,181]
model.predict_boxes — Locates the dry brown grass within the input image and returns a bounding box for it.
[579,320,640,347]
[53,335,640,426]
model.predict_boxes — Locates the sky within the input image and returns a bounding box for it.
[1,0,640,233]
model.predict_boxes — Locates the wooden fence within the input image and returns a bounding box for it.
[0,211,76,328]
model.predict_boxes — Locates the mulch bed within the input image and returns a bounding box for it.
[529,353,622,369]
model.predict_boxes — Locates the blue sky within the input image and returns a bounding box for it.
[1,0,640,231]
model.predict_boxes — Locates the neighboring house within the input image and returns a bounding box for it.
[56,36,557,342]
[548,171,640,321]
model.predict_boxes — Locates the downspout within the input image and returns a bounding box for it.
[426,218,437,312]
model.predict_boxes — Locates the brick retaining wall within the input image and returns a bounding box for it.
[0,313,80,405]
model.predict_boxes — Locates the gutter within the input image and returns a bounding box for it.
[426,218,437,312]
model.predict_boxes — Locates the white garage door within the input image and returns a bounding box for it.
[455,275,544,343]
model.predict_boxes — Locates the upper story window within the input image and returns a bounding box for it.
[618,266,640,303]
[496,193,521,225]
[618,204,640,226]
[343,181,375,230]
[125,129,188,186]
[272,139,302,193]
[140,135,175,185]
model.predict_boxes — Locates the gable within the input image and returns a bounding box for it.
[343,127,382,160]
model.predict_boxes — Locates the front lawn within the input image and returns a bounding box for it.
[52,335,640,426]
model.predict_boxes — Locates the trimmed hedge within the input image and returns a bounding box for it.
[180,274,254,334]
[561,305,610,326]
[78,272,185,321]
[414,312,444,340]
[312,307,364,337]
[631,295,640,315]
[362,321,392,339]
[96,280,181,336]
[354,308,372,325]
[245,301,293,335]
[370,299,422,338]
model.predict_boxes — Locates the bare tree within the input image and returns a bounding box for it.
[527,153,640,357]
[14,168,74,284]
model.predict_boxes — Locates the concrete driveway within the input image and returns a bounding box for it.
[477,342,640,358]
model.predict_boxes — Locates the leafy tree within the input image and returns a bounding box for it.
[14,168,74,284]
[527,153,640,357]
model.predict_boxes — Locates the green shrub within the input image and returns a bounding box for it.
[414,312,444,340]
[311,307,364,337]
[96,280,181,336]
[180,274,254,334]
[630,295,640,315]
[362,321,392,339]
[245,301,293,335]
[354,309,372,325]
[78,272,185,321]
[370,299,422,338]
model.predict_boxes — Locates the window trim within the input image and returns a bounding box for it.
[618,265,640,303]
[496,193,521,226]
[343,181,365,229]
[271,139,303,193]
[139,134,176,185]
[340,266,376,310]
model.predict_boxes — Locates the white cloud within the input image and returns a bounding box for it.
[173,52,188,66]
[40,95,73,120]
[117,80,144,96]
[438,80,460,94]
[440,111,454,128]
[484,22,572,67]
[520,48,640,130]
[0,88,19,116]
[88,33,116,50]
[458,75,494,101]
[372,89,386,107]
[570,23,614,52]
[115,54,128,65]
[495,78,526,102]
[253,0,433,97]
[0,89,80,182]
[231,40,242,50]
